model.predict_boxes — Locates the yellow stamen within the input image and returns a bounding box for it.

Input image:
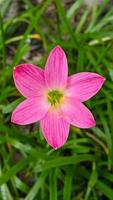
[47,90,64,108]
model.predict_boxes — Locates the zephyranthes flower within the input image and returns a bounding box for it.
[11,46,105,149]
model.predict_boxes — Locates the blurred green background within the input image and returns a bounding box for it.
[0,0,113,199]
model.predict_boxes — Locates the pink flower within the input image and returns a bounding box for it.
[11,46,105,149]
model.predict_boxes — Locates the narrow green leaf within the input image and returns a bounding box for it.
[63,172,72,200]
[25,173,48,200]
[49,169,57,200]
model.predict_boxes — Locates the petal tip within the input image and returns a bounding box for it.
[11,116,24,125]
[11,115,17,124]
[52,146,58,150]
[13,64,24,71]
[98,76,106,89]
[11,113,19,125]
[52,45,64,53]
[89,117,96,128]
[45,138,65,149]
[56,45,62,49]
[13,64,24,78]
[91,120,96,127]
[102,76,106,83]
[51,143,63,150]
[13,63,33,74]
[11,117,14,123]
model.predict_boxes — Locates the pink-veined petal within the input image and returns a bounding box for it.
[40,110,70,149]
[11,96,50,125]
[66,72,105,102]
[61,97,96,128]
[44,46,68,89]
[13,64,46,98]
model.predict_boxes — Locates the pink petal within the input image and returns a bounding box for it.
[11,96,50,125]
[13,64,46,98]
[61,97,96,128]
[40,110,70,149]
[44,46,68,89]
[66,72,105,102]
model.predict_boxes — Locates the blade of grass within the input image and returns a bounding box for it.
[63,170,72,200]
[25,172,48,200]
[49,169,57,200]
[12,0,51,66]
[55,0,78,48]
[0,11,6,67]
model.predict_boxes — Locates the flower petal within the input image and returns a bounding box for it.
[44,46,68,89]
[11,97,50,125]
[61,97,96,128]
[13,64,46,97]
[66,72,105,102]
[40,110,70,149]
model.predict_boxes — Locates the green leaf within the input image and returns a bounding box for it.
[2,98,23,114]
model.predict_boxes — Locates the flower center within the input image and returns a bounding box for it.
[47,90,63,106]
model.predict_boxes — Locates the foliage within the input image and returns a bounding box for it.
[0,0,113,199]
